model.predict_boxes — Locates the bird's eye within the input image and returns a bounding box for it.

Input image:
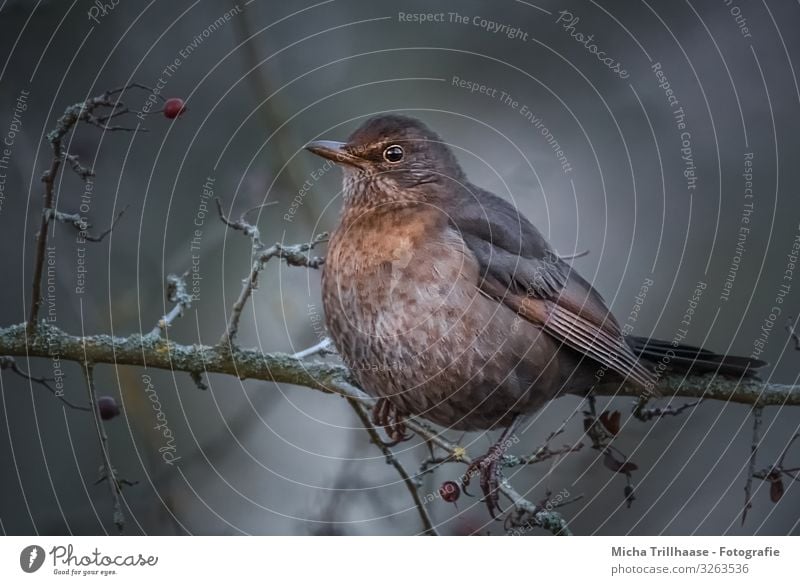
[383,145,404,163]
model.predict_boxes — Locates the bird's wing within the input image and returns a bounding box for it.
[448,185,656,390]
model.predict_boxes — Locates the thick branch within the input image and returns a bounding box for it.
[5,322,799,407]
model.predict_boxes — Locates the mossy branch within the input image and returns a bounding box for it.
[3,321,797,407]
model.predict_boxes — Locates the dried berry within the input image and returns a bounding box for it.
[599,410,621,436]
[439,480,460,503]
[96,396,121,421]
[768,472,784,503]
[163,97,186,119]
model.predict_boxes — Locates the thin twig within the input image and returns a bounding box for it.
[515,410,582,466]
[63,153,94,180]
[291,338,334,360]
[416,455,452,483]
[583,395,610,449]
[0,355,91,411]
[348,399,439,536]
[81,363,125,533]
[753,433,800,484]
[150,272,192,336]
[505,442,584,467]
[742,405,763,525]
[216,197,263,248]
[633,399,703,422]
[786,317,800,351]
[777,433,800,470]
[44,205,129,243]
[217,198,327,346]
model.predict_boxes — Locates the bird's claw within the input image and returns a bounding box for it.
[371,398,412,446]
[463,444,507,519]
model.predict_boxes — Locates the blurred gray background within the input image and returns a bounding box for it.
[0,0,798,535]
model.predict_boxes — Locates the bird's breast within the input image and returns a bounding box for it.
[321,209,485,372]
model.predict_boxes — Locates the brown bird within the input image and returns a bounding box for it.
[306,115,763,516]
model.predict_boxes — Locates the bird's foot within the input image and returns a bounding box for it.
[371,398,412,446]
[462,418,522,519]
[462,441,509,519]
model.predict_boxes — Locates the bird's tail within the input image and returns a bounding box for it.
[627,335,766,378]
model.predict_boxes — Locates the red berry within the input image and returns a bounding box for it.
[163,98,186,119]
[439,481,460,503]
[97,396,121,420]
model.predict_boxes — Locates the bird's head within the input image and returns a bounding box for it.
[305,114,465,210]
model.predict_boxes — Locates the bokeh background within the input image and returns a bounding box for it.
[1,0,799,535]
